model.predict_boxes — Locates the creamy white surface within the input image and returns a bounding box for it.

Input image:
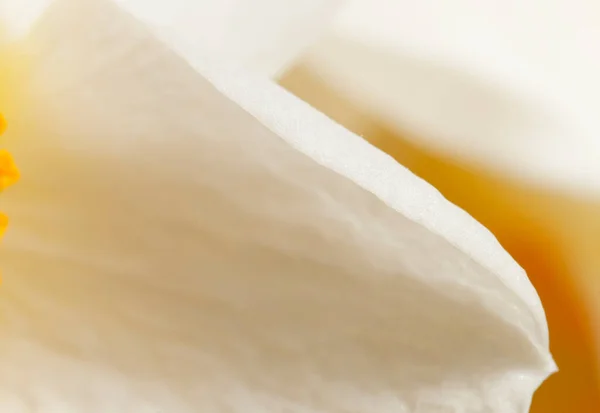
[0,0,554,412]
[306,0,600,197]
[0,0,342,76]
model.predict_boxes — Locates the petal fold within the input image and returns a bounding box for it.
[0,0,555,411]
[304,0,600,197]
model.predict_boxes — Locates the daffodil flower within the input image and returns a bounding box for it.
[0,0,555,412]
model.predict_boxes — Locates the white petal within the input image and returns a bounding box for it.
[0,0,344,76]
[304,0,600,197]
[1,0,554,412]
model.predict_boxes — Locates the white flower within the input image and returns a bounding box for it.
[305,0,600,198]
[0,0,554,412]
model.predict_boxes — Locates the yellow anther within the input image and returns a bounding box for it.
[0,113,18,190]
[0,213,7,238]
[0,150,19,189]
[0,112,18,254]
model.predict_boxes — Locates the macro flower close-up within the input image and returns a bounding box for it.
[3,0,597,412]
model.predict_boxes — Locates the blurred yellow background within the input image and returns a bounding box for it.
[281,64,600,413]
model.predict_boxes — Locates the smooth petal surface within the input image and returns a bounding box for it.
[304,0,600,197]
[1,0,554,412]
[0,0,344,76]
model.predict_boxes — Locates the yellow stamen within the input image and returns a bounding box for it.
[0,113,18,248]
[0,149,19,190]
[0,213,7,238]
